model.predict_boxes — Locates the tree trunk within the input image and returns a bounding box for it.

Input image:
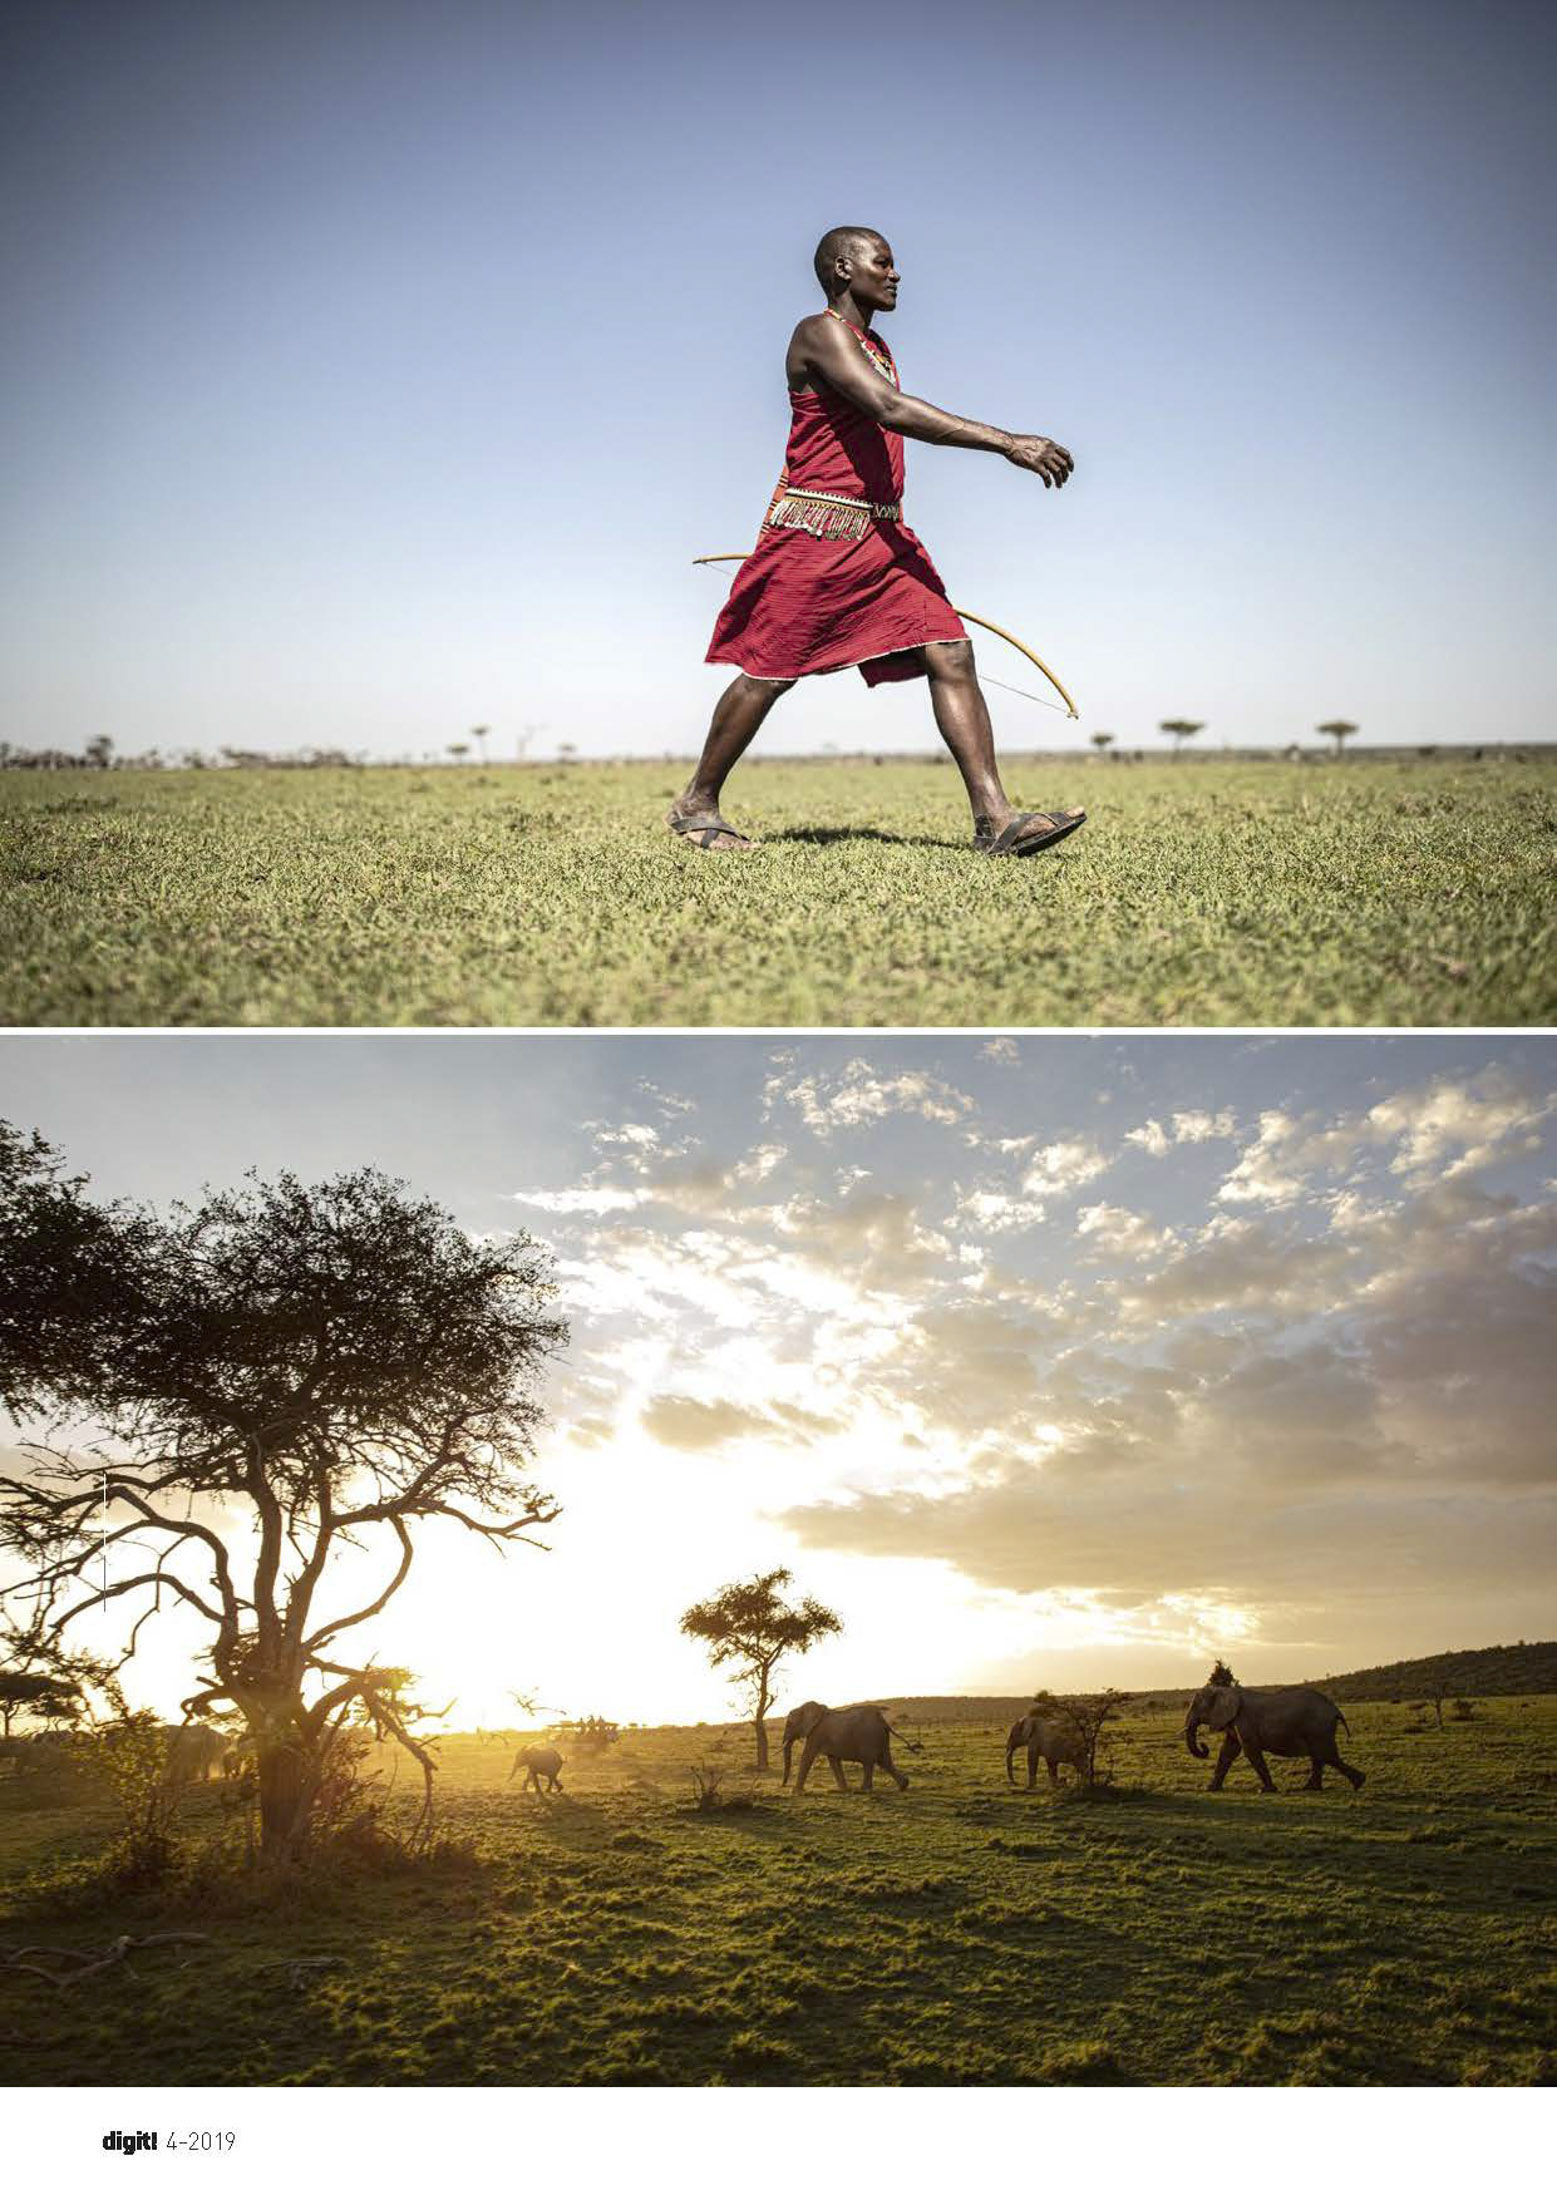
[250,1689,318,1865]
[254,1722,313,1860]
[753,1668,772,1772]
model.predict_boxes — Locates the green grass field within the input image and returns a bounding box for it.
[2,756,1553,1026]
[4,1699,1553,2085]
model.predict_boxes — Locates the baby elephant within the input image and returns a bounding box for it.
[509,1746,564,1794]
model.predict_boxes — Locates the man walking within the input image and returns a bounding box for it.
[672,227,1084,858]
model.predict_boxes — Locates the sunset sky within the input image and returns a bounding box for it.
[1,1032,1553,1725]
[2,0,1552,758]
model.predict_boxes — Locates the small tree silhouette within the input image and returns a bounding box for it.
[1089,731,1115,757]
[1159,719,1204,760]
[680,1567,841,1771]
[471,726,490,766]
[1317,719,1359,761]
[1053,1689,1125,1786]
[447,743,470,765]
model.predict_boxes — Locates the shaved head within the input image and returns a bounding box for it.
[814,227,887,298]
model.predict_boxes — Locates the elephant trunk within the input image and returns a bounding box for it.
[781,1733,794,1786]
[1184,1716,1209,1760]
[1005,1736,1020,1787]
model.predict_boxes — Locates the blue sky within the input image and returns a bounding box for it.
[2,0,1551,761]
[2,1032,1553,1722]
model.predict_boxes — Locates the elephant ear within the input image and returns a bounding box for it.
[796,1701,825,1736]
[1205,1686,1243,1731]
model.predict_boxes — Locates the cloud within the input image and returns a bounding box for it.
[1172,1109,1238,1143]
[774,1060,975,1137]
[1023,1140,1110,1200]
[1126,1110,1237,1159]
[1216,1111,1306,1206]
[1075,1205,1173,1261]
[640,1394,788,1450]
[518,1043,1557,1666]
[957,1138,1114,1235]
[511,1185,650,1215]
[980,1038,1020,1064]
[1119,1215,1353,1317]
[1369,1068,1554,1182]
[589,1122,660,1151]
[1215,1068,1555,1210]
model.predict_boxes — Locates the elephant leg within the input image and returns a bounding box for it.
[1242,1739,1277,1791]
[886,1751,908,1792]
[1045,1756,1060,1785]
[1304,1754,1325,1791]
[794,1738,817,1792]
[1334,1746,1365,1790]
[1027,1745,1039,1790]
[1209,1733,1240,1790]
[860,1760,875,1791]
[827,1753,848,1792]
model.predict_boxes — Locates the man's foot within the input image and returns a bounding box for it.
[666,801,758,852]
[974,807,1087,857]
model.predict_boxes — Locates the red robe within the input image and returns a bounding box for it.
[705,322,966,687]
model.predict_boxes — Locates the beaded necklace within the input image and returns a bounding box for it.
[825,306,900,388]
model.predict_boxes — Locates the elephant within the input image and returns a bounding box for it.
[781,1701,909,1794]
[509,1746,564,1794]
[161,1723,226,1785]
[1005,1707,1085,1788]
[1184,1675,1364,1793]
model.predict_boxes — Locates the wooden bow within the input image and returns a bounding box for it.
[691,554,1078,719]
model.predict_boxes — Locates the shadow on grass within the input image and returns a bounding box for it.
[763,825,964,851]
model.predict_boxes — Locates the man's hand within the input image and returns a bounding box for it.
[1005,435,1073,488]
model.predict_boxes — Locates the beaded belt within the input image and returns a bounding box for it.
[764,479,902,543]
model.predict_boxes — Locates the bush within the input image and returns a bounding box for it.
[687,1763,761,1813]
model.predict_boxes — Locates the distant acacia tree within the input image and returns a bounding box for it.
[0,1130,567,1860]
[680,1567,841,1771]
[0,1667,81,1737]
[1159,718,1205,760]
[1317,718,1359,761]
[471,726,490,765]
[447,742,471,765]
[1089,731,1115,757]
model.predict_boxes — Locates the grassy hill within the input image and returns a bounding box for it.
[1308,1642,1557,1701]
[888,1644,1557,1726]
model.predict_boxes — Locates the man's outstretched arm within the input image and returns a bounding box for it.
[796,315,1073,487]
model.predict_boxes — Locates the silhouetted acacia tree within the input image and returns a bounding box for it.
[680,1567,841,1771]
[1316,719,1358,761]
[0,1668,80,1737]
[1159,718,1205,760]
[0,1130,567,1860]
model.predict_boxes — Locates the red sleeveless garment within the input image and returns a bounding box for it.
[705,317,966,686]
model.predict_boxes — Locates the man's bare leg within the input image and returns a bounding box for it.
[669,673,795,850]
[921,640,1085,854]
